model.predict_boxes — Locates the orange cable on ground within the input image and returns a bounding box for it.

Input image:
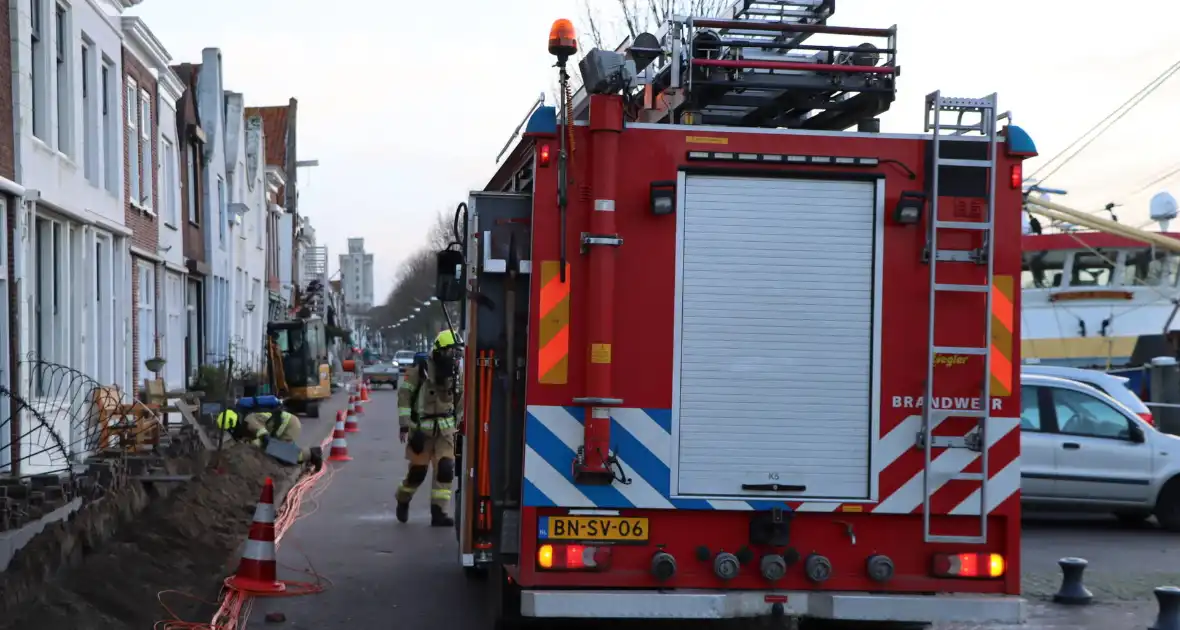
[159,432,337,630]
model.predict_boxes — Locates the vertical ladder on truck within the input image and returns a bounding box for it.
[920,91,999,544]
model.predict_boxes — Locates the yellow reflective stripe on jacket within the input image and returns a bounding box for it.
[409,416,456,432]
[276,413,292,438]
[431,488,452,500]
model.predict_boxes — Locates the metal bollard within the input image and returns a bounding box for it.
[1150,586,1180,630]
[1052,557,1093,605]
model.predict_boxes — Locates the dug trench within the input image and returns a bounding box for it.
[0,441,306,630]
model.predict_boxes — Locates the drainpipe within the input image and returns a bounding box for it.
[8,0,27,474]
[572,94,624,485]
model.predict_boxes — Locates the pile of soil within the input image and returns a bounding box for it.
[1,443,296,630]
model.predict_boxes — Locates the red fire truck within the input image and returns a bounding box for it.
[436,1,1038,626]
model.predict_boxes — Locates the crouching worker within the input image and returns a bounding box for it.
[216,408,324,472]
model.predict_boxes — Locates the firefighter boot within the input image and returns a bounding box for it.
[396,499,410,523]
[431,504,454,527]
[309,447,324,473]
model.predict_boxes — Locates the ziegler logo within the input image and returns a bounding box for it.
[934,354,970,367]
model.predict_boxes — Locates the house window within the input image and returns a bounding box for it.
[101,58,117,193]
[55,2,69,153]
[137,261,155,367]
[256,185,264,247]
[162,138,178,225]
[139,90,152,210]
[217,176,225,247]
[126,79,139,204]
[81,38,97,183]
[187,143,199,224]
[30,0,45,140]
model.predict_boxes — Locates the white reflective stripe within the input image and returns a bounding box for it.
[332,438,347,447]
[594,199,615,212]
[253,502,276,524]
[242,539,276,561]
[398,408,412,416]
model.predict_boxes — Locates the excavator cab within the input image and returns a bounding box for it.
[266,317,331,416]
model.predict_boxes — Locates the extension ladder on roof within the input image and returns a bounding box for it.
[669,0,897,129]
[919,91,1001,544]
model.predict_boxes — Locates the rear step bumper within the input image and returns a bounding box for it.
[521,589,1026,623]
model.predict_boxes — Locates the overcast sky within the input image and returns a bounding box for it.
[130,0,1180,300]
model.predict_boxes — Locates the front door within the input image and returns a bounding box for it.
[1019,384,1058,499]
[1049,387,1152,503]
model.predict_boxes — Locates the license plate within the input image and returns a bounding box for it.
[538,516,649,542]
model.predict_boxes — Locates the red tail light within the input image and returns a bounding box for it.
[1139,412,1155,426]
[537,543,611,571]
[538,144,552,167]
[1009,163,1022,189]
[931,552,1005,579]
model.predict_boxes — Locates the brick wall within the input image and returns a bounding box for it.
[0,0,15,180]
[121,49,159,253]
[123,49,160,390]
[2,0,18,464]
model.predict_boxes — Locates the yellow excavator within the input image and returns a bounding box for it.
[265,317,331,416]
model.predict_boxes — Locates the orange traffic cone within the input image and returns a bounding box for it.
[328,411,352,461]
[225,478,286,594]
[344,401,360,433]
[360,382,370,402]
[355,393,365,418]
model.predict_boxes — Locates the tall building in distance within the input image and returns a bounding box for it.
[340,237,375,312]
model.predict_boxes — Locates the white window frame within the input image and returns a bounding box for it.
[139,89,153,211]
[30,0,46,140]
[256,184,264,248]
[81,37,97,184]
[162,138,178,226]
[137,260,156,367]
[126,78,140,204]
[101,57,117,194]
[54,2,70,154]
[186,143,199,224]
[217,176,225,247]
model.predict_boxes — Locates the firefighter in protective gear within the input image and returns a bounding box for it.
[396,329,463,526]
[216,409,324,472]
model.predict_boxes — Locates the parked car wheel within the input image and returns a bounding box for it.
[1154,478,1180,532]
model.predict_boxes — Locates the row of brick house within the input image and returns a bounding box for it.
[0,0,317,474]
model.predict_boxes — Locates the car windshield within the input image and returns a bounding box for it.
[395,351,415,362]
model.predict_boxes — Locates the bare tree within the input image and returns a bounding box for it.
[374,209,465,347]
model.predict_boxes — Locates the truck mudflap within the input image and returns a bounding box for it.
[520,589,1027,623]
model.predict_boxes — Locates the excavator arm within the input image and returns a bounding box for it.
[267,336,290,398]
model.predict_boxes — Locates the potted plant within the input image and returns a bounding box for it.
[145,356,166,375]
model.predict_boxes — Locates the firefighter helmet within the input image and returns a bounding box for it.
[434,329,458,349]
[217,409,239,430]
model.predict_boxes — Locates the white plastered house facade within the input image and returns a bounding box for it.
[121,16,186,392]
[224,92,266,369]
[194,48,230,363]
[11,0,134,473]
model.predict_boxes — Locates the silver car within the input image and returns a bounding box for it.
[1021,373,1180,529]
[1022,364,1153,426]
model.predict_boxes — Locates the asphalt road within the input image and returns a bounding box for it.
[251,389,1177,629]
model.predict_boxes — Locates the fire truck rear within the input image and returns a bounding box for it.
[436,1,1039,626]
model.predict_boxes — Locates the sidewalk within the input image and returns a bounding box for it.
[248,390,486,629]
